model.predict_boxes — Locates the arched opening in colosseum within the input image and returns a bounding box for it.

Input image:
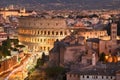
[56,32,58,35]
[44,47,46,51]
[41,39,42,42]
[48,31,50,35]
[44,39,46,42]
[52,31,54,35]
[41,31,43,35]
[37,38,39,42]
[38,31,40,35]
[44,31,46,35]
[60,31,63,35]
[48,47,50,51]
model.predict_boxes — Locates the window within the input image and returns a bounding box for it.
[83,75,84,78]
[87,76,89,78]
[40,47,42,50]
[48,31,50,35]
[64,31,67,35]
[112,31,116,34]
[60,31,63,35]
[41,31,43,35]
[56,23,58,26]
[44,47,46,51]
[106,76,108,79]
[38,31,39,34]
[40,23,42,25]
[95,32,97,35]
[38,39,39,42]
[102,76,103,79]
[48,47,50,51]
[48,23,50,26]
[56,32,58,35]
[44,31,46,35]
[109,50,111,53]
[52,31,54,35]
[41,39,42,42]
[96,76,98,79]
[44,39,46,42]
[74,74,76,77]
[77,75,80,78]
[111,76,112,79]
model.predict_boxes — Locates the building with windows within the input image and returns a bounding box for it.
[0,7,37,19]
[67,70,116,80]
[18,17,70,54]
[77,29,108,39]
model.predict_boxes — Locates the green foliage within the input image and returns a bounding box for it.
[1,46,10,56]
[16,45,25,48]
[2,37,11,49]
[0,38,19,56]
[11,39,19,45]
[35,58,44,68]
[42,52,46,60]
[29,68,35,74]
[99,52,106,62]
[45,66,65,78]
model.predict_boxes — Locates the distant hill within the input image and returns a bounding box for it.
[0,0,120,10]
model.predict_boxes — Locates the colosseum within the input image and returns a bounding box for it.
[18,17,108,55]
[18,17,71,54]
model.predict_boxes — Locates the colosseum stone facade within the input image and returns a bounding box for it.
[18,17,70,54]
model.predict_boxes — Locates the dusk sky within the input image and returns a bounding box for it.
[0,0,120,10]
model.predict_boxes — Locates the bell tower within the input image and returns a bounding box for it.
[111,23,117,53]
[111,23,117,41]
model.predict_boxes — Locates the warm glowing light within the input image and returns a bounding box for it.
[71,30,74,32]
[118,57,120,61]
[107,56,113,62]
[105,55,109,60]
[18,42,22,45]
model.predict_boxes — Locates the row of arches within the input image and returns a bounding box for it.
[27,45,52,52]
[33,46,51,52]
[79,31,107,39]
[19,29,69,36]
[18,36,60,44]
[24,22,60,26]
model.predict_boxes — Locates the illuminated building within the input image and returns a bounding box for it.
[0,8,36,19]
[76,29,108,39]
[18,17,70,54]
[99,23,118,55]
[67,70,116,80]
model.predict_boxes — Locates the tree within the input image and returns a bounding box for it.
[11,39,19,45]
[45,66,65,80]
[104,23,111,35]
[35,58,44,68]
[99,52,106,62]
[1,37,11,56]
[6,36,11,49]
[42,52,46,61]
[1,46,10,56]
